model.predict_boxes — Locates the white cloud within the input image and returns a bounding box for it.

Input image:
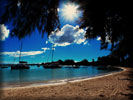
[41,47,50,51]
[45,41,48,44]
[83,41,88,45]
[105,35,111,43]
[0,24,10,41]
[97,36,111,43]
[48,24,88,46]
[17,1,21,7]
[57,8,60,12]
[0,51,44,57]
[97,37,101,41]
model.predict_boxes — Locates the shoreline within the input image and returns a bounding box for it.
[0,67,132,100]
[1,67,124,90]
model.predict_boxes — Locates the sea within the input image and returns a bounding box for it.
[0,65,121,88]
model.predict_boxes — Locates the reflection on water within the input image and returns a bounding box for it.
[0,66,115,84]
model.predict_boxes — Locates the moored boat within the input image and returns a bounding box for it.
[1,66,8,68]
[11,41,30,70]
[11,61,29,70]
[43,44,62,69]
[72,65,80,68]
[43,63,61,68]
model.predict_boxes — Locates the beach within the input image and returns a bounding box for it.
[0,67,132,100]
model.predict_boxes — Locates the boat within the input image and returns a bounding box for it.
[1,66,8,68]
[11,41,30,70]
[11,61,29,70]
[43,44,61,68]
[43,63,61,68]
[72,65,80,68]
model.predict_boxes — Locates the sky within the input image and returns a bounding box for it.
[0,1,110,64]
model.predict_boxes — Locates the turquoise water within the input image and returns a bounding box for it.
[0,66,118,84]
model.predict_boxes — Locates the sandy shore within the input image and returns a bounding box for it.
[0,67,133,100]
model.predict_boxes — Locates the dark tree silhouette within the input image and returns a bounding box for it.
[57,60,63,65]
[74,0,133,66]
[63,59,75,65]
[1,0,133,65]
[77,59,89,66]
[0,0,60,39]
[97,55,120,66]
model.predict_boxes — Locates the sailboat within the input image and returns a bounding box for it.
[43,44,61,68]
[11,41,30,70]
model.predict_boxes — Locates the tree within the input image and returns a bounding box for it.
[57,60,63,65]
[1,0,133,65]
[0,0,60,39]
[63,59,75,65]
[77,59,89,65]
[74,0,133,65]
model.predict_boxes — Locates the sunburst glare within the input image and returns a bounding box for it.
[61,3,80,21]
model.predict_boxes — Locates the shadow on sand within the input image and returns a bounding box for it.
[0,69,3,98]
[119,67,133,100]
[127,69,133,100]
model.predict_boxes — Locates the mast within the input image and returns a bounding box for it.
[51,44,54,63]
[19,41,23,63]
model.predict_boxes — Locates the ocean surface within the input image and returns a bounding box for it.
[0,65,119,85]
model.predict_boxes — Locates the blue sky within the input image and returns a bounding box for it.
[0,1,110,64]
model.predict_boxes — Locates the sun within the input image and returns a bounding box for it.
[61,3,79,21]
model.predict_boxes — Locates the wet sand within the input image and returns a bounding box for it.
[0,67,132,100]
